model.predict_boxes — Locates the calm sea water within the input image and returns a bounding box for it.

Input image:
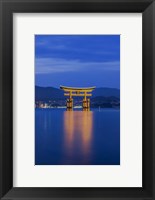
[35,108,120,165]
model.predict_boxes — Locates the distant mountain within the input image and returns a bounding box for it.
[91,96,120,108]
[92,87,120,98]
[92,96,120,101]
[35,86,64,101]
[35,86,120,101]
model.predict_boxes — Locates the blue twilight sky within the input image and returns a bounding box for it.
[35,35,120,89]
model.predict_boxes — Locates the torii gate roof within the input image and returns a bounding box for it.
[60,85,96,92]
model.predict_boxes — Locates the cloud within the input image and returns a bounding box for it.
[35,57,120,74]
[35,40,66,50]
[35,40,48,46]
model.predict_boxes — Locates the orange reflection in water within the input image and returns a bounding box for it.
[63,111,93,162]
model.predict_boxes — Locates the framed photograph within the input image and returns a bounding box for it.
[0,0,155,199]
[35,34,121,166]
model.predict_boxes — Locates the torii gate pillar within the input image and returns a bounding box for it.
[66,98,73,110]
[82,92,90,110]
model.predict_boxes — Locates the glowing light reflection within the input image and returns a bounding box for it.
[63,111,93,162]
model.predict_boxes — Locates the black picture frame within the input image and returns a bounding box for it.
[0,0,155,199]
